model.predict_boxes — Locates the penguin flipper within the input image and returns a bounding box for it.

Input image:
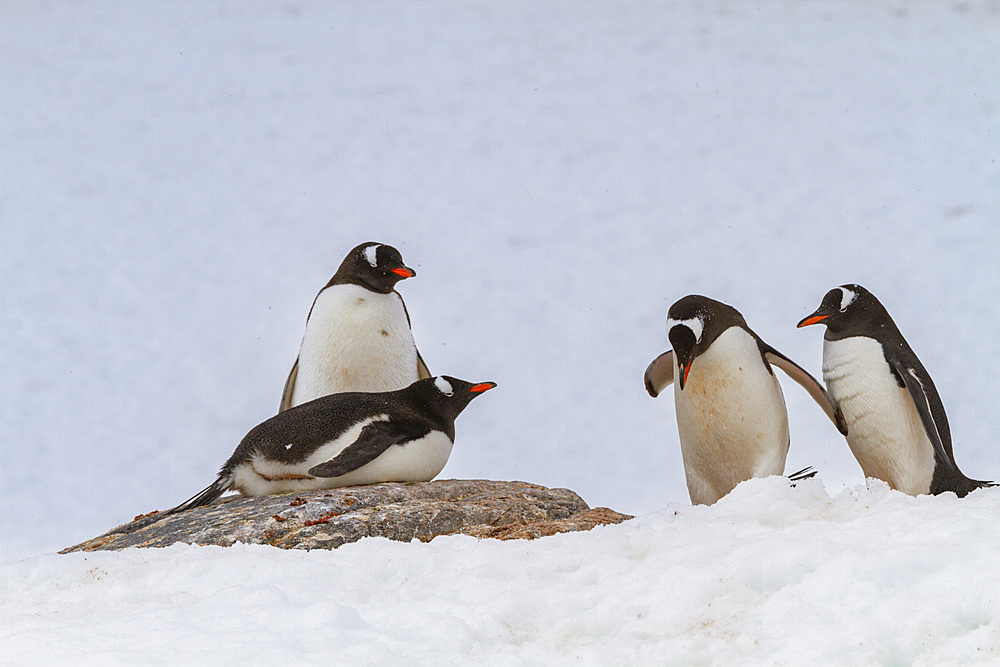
[308,421,415,478]
[166,476,233,514]
[763,348,848,435]
[886,359,993,494]
[279,358,299,413]
[889,357,957,473]
[399,295,430,380]
[417,350,432,380]
[643,351,674,398]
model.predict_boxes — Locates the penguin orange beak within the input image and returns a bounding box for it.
[677,362,692,390]
[797,314,829,328]
[391,266,415,278]
[469,382,497,393]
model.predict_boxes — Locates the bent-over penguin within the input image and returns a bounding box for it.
[798,284,993,497]
[169,376,496,513]
[644,295,846,505]
[279,241,431,412]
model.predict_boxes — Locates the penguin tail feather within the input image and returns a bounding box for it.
[166,476,233,514]
[787,466,818,484]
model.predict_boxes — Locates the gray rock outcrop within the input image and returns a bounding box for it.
[62,479,632,553]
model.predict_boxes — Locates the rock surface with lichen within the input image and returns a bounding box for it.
[62,479,632,553]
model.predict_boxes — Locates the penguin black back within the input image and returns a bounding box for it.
[224,390,420,475]
[168,376,495,514]
[230,376,493,476]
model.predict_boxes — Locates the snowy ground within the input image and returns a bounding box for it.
[4,479,999,664]
[2,1,998,662]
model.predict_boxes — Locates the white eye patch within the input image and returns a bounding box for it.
[363,244,380,268]
[667,316,703,343]
[434,377,454,396]
[839,287,856,312]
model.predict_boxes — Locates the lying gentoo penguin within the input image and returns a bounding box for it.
[644,295,846,505]
[169,376,495,513]
[279,241,431,413]
[799,284,993,497]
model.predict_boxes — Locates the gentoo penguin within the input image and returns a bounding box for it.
[279,242,431,412]
[644,295,846,505]
[169,376,496,513]
[798,284,993,497]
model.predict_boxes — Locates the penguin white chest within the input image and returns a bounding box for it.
[232,417,454,496]
[323,430,455,488]
[822,336,935,495]
[673,327,789,505]
[293,285,418,403]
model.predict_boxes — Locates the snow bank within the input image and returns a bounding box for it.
[4,479,997,664]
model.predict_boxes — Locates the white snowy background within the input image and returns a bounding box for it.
[2,1,998,663]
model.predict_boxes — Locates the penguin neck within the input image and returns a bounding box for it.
[824,313,902,344]
[409,390,459,441]
[326,268,397,295]
[823,295,901,343]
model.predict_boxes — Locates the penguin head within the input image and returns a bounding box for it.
[416,376,497,420]
[334,242,416,294]
[798,284,886,336]
[666,295,745,390]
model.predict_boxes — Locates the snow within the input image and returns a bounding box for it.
[3,479,998,664]
[1,1,998,662]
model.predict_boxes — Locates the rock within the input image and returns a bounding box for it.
[61,479,633,553]
[466,507,633,541]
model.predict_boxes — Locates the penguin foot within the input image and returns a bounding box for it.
[787,466,818,484]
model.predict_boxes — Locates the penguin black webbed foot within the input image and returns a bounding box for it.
[787,466,819,485]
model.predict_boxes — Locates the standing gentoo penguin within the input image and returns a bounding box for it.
[644,295,847,505]
[279,242,432,412]
[169,376,496,513]
[798,284,993,497]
